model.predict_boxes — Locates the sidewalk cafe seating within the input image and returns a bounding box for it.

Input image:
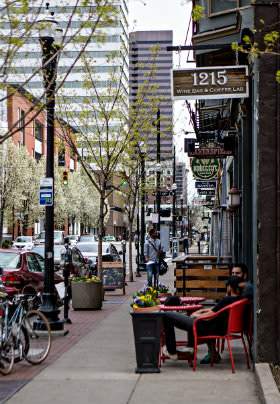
[192,298,250,373]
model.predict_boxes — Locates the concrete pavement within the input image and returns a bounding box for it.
[4,259,263,404]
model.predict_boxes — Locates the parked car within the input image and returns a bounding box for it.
[68,235,79,246]
[35,230,66,245]
[31,245,88,276]
[76,242,122,273]
[103,235,116,242]
[12,236,34,250]
[78,234,98,242]
[0,248,63,299]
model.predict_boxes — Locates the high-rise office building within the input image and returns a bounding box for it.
[129,30,173,161]
[0,0,129,136]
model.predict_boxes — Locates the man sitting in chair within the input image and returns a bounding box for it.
[162,276,245,361]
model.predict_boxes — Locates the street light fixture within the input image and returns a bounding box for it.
[38,3,64,330]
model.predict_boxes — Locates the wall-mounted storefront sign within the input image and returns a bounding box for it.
[172,66,249,100]
[195,181,216,189]
[191,158,220,180]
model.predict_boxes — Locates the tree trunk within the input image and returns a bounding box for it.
[0,208,4,247]
[98,196,105,281]
[128,220,133,282]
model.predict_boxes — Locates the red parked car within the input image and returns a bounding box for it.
[0,248,63,298]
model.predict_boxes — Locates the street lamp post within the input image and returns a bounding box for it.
[156,108,161,234]
[139,152,146,271]
[38,4,64,330]
[180,197,184,237]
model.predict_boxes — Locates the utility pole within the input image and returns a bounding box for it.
[156,108,161,234]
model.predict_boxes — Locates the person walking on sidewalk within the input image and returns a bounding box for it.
[144,228,163,288]
[196,232,201,254]
[183,233,189,254]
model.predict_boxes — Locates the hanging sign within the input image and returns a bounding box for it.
[195,181,216,189]
[198,189,216,196]
[188,147,233,158]
[172,66,249,100]
[191,158,219,180]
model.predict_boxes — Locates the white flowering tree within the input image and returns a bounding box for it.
[55,43,170,280]
[0,140,35,245]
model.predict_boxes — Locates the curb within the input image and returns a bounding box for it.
[255,363,280,404]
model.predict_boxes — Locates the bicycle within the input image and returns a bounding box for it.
[0,292,52,375]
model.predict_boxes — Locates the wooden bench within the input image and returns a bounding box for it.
[173,256,231,300]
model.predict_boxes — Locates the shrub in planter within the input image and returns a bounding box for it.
[71,276,103,310]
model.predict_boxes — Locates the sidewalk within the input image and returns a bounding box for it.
[2,265,262,404]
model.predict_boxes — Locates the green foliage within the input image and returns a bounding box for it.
[1,240,12,248]
[276,71,280,84]
[192,5,205,22]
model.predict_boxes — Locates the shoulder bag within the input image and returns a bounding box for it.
[148,240,168,276]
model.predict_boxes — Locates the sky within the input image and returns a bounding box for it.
[128,0,194,158]
[128,0,196,197]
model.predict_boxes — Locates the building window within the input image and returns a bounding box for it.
[17,109,25,145]
[209,0,240,17]
[58,148,65,167]
[35,121,43,141]
[32,148,34,158]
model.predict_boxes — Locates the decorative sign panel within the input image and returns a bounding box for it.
[195,181,217,189]
[172,66,249,100]
[191,158,220,180]
[198,189,216,196]
[188,147,233,158]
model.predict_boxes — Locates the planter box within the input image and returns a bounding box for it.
[130,310,163,373]
[71,281,103,310]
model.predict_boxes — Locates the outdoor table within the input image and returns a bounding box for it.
[159,304,203,313]
[159,297,206,304]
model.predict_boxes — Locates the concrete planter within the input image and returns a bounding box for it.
[71,281,103,310]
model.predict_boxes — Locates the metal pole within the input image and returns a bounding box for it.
[135,204,141,277]
[156,108,161,234]
[139,153,146,271]
[39,37,63,330]
[181,198,184,237]
[172,146,176,238]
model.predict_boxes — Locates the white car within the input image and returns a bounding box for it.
[68,235,79,246]
[13,236,34,250]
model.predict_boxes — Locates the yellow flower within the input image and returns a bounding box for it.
[149,287,153,292]
[140,296,145,301]
[133,304,138,309]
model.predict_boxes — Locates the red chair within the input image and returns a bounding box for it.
[192,298,250,373]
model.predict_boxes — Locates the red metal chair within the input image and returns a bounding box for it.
[192,298,250,373]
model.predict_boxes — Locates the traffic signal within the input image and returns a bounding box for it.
[122,178,127,185]
[62,171,68,186]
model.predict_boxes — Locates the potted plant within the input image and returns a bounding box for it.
[130,286,162,373]
[157,283,171,297]
[131,286,160,312]
[71,276,103,310]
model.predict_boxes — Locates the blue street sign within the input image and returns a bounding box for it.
[39,178,53,206]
